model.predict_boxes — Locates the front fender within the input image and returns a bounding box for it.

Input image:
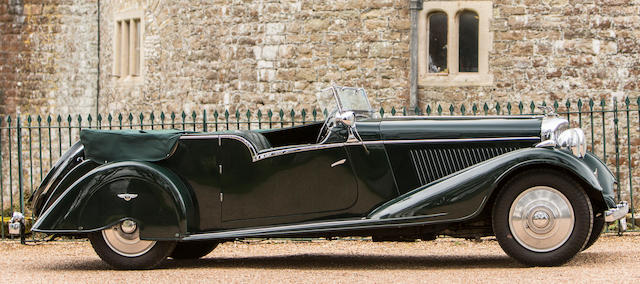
[32,161,196,240]
[368,148,608,221]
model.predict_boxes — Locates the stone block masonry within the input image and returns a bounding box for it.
[98,0,410,114]
[2,0,637,117]
[419,0,640,107]
[0,0,98,115]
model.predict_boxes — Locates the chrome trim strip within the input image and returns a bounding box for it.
[375,136,540,144]
[384,115,542,120]
[182,212,449,241]
[181,134,259,157]
[180,134,540,162]
[256,143,345,161]
[535,139,556,148]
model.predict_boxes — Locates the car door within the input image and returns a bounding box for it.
[219,138,358,228]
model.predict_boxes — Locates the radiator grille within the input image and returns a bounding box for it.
[409,146,520,185]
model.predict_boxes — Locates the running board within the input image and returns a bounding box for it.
[181,213,448,241]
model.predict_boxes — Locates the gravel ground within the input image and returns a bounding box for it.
[1,233,639,283]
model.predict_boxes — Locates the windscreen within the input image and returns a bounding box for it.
[336,87,371,112]
[315,88,338,114]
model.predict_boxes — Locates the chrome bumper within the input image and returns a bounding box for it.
[605,201,629,231]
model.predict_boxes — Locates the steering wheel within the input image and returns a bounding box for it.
[315,109,338,144]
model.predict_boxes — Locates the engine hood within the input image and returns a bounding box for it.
[377,115,543,140]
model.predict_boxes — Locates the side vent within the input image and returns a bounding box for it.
[409,146,520,185]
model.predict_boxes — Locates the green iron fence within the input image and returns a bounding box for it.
[1,97,639,239]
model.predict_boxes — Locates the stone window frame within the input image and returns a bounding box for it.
[112,9,144,85]
[418,1,493,87]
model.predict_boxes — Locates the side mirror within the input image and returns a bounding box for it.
[335,111,356,128]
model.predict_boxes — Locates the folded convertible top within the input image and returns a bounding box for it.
[80,129,188,163]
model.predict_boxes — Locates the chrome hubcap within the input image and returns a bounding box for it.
[509,186,575,252]
[102,220,156,257]
[120,220,137,234]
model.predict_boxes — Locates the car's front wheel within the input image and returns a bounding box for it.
[582,212,605,251]
[88,220,176,269]
[492,170,593,266]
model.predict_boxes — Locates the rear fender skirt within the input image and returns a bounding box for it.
[39,159,100,217]
[32,161,196,240]
[368,148,605,221]
[31,142,85,216]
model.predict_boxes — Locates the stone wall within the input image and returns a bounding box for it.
[419,0,640,106]
[2,0,637,117]
[1,0,97,211]
[98,0,410,114]
[0,0,98,116]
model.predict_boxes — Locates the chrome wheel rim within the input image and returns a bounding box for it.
[508,186,575,252]
[102,220,156,257]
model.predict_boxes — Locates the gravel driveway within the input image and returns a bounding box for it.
[1,233,639,283]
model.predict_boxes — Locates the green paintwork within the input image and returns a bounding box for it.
[32,161,196,240]
[39,159,100,216]
[368,148,610,221]
[379,116,542,140]
[31,142,87,216]
[582,153,616,208]
[219,138,359,227]
[80,129,188,164]
[31,114,616,241]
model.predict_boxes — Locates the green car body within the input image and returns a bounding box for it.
[30,86,623,268]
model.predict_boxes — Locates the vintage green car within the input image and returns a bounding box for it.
[31,86,627,269]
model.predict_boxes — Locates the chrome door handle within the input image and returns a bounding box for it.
[331,159,346,168]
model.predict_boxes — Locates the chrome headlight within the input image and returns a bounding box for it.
[538,117,587,158]
[556,128,587,158]
[541,117,569,141]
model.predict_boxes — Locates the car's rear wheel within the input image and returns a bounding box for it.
[170,241,218,259]
[88,220,176,269]
[492,170,593,266]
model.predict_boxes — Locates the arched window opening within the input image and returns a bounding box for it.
[428,12,448,73]
[458,10,478,72]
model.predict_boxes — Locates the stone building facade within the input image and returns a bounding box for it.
[1,0,639,115]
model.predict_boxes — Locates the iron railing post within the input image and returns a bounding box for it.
[1,117,4,239]
[612,100,622,235]
[17,115,24,213]
[625,98,634,229]
[8,116,13,211]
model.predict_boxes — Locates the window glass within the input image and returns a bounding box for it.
[458,11,479,72]
[337,88,371,112]
[428,12,448,73]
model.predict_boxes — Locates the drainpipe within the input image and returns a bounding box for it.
[96,0,101,118]
[409,0,423,113]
